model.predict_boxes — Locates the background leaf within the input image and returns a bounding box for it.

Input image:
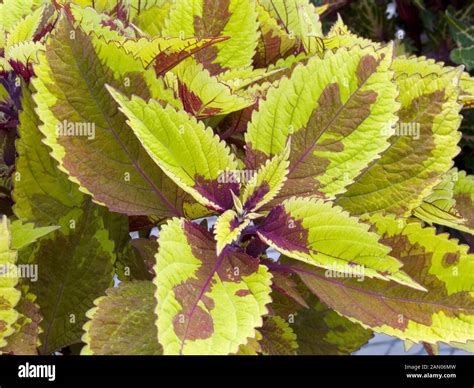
[163,0,259,74]
[22,205,115,354]
[82,281,161,355]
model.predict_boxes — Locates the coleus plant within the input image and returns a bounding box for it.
[318,0,474,176]
[0,0,474,356]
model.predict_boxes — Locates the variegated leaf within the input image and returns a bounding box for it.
[109,87,240,212]
[168,58,255,119]
[1,291,42,355]
[257,197,424,288]
[0,216,21,349]
[258,0,323,54]
[23,205,116,354]
[214,210,250,255]
[154,218,272,355]
[323,15,380,51]
[414,169,474,235]
[282,214,474,345]
[245,44,399,202]
[253,4,299,67]
[392,55,474,109]
[32,15,192,217]
[338,69,462,216]
[119,36,227,74]
[259,315,298,355]
[268,272,372,355]
[163,0,259,74]
[242,142,290,212]
[68,3,183,108]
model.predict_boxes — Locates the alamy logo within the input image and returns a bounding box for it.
[56,120,96,140]
[382,121,420,140]
[18,362,56,382]
[0,263,38,282]
[325,263,365,282]
[217,169,257,184]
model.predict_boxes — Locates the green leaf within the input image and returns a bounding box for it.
[268,273,371,354]
[32,15,192,217]
[23,205,115,354]
[414,169,474,235]
[259,315,298,355]
[0,216,21,348]
[163,0,259,74]
[82,281,162,355]
[115,238,157,281]
[285,214,474,345]
[257,197,423,288]
[338,69,462,216]
[109,87,240,212]
[245,44,399,202]
[154,218,272,354]
[9,220,59,251]
[446,10,474,71]
[291,294,372,355]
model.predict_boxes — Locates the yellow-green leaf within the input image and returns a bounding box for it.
[246,44,399,201]
[154,218,272,354]
[109,87,240,212]
[285,214,474,345]
[0,216,21,349]
[338,69,462,216]
[257,197,424,289]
